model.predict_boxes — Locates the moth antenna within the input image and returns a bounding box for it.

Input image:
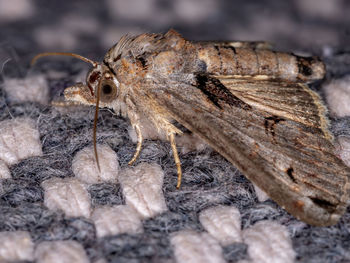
[32,53,101,169]
[31,52,98,67]
[31,52,97,96]
[93,78,102,172]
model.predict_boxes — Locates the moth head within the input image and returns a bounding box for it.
[31,52,121,171]
[82,64,120,107]
[31,52,120,107]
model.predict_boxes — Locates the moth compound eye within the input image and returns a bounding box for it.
[99,79,118,103]
[102,84,112,95]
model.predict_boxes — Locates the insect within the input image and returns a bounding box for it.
[32,29,350,226]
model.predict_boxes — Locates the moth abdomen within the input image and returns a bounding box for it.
[294,55,325,82]
[196,44,325,82]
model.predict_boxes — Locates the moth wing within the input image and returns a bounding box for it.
[148,76,350,226]
[217,77,333,140]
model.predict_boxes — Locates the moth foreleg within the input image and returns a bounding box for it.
[169,133,182,189]
[128,124,143,165]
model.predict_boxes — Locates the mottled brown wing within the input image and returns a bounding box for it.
[149,75,350,226]
[218,77,333,140]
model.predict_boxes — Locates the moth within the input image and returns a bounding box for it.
[32,29,350,226]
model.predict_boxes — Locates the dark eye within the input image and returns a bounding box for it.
[102,84,112,95]
[99,79,118,103]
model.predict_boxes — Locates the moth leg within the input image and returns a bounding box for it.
[169,133,182,189]
[128,124,143,165]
